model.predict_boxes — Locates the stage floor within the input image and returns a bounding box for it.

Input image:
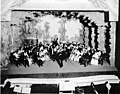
[7,60,117,75]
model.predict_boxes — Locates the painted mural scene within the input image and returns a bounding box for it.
[1,10,115,69]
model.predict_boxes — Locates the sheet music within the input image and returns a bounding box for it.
[21,87,31,93]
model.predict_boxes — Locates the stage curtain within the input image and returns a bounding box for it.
[88,0,119,21]
[1,0,29,21]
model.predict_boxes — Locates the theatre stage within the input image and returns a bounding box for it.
[1,60,119,85]
[6,60,117,75]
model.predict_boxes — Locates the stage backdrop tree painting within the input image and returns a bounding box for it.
[58,18,67,42]
[11,11,89,46]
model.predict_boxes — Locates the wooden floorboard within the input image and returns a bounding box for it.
[7,60,117,74]
[1,60,119,84]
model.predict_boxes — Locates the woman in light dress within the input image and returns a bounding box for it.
[91,51,101,65]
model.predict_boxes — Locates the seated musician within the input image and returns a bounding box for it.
[41,48,50,62]
[74,48,81,62]
[98,50,106,65]
[69,48,75,61]
[10,50,20,67]
[91,50,102,65]
[34,51,43,67]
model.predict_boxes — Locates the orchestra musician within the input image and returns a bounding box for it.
[9,38,107,68]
